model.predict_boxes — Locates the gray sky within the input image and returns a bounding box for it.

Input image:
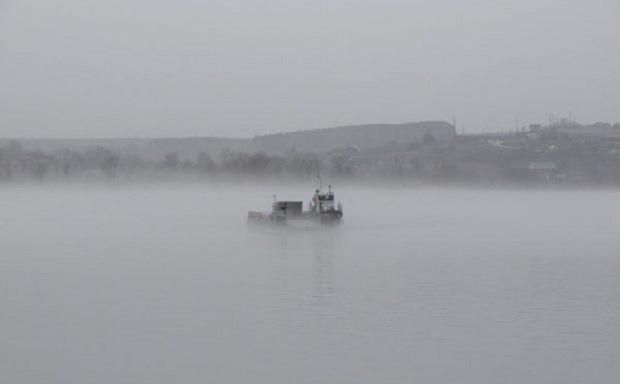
[1,0,619,138]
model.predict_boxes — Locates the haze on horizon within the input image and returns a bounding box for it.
[1,0,619,139]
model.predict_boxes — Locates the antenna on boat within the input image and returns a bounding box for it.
[317,174,322,191]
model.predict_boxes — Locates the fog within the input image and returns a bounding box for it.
[2,0,619,138]
[1,183,619,383]
[2,1,620,383]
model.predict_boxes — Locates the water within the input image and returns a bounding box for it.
[1,184,619,383]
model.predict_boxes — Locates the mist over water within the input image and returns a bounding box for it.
[1,183,619,383]
[3,0,619,381]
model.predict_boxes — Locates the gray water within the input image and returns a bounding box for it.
[1,185,619,383]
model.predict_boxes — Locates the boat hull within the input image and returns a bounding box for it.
[247,210,342,226]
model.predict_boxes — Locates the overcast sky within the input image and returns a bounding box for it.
[1,0,619,138]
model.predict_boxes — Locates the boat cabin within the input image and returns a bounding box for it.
[272,201,303,217]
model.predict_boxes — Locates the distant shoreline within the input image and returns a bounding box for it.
[2,120,620,186]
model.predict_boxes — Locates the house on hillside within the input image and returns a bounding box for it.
[528,161,559,182]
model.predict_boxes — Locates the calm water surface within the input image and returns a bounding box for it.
[1,185,619,383]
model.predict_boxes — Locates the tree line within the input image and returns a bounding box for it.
[0,141,324,182]
[3,130,620,185]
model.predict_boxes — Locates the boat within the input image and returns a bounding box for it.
[248,185,343,225]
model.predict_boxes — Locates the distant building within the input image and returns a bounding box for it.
[528,161,558,182]
[529,124,542,132]
[555,122,620,140]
